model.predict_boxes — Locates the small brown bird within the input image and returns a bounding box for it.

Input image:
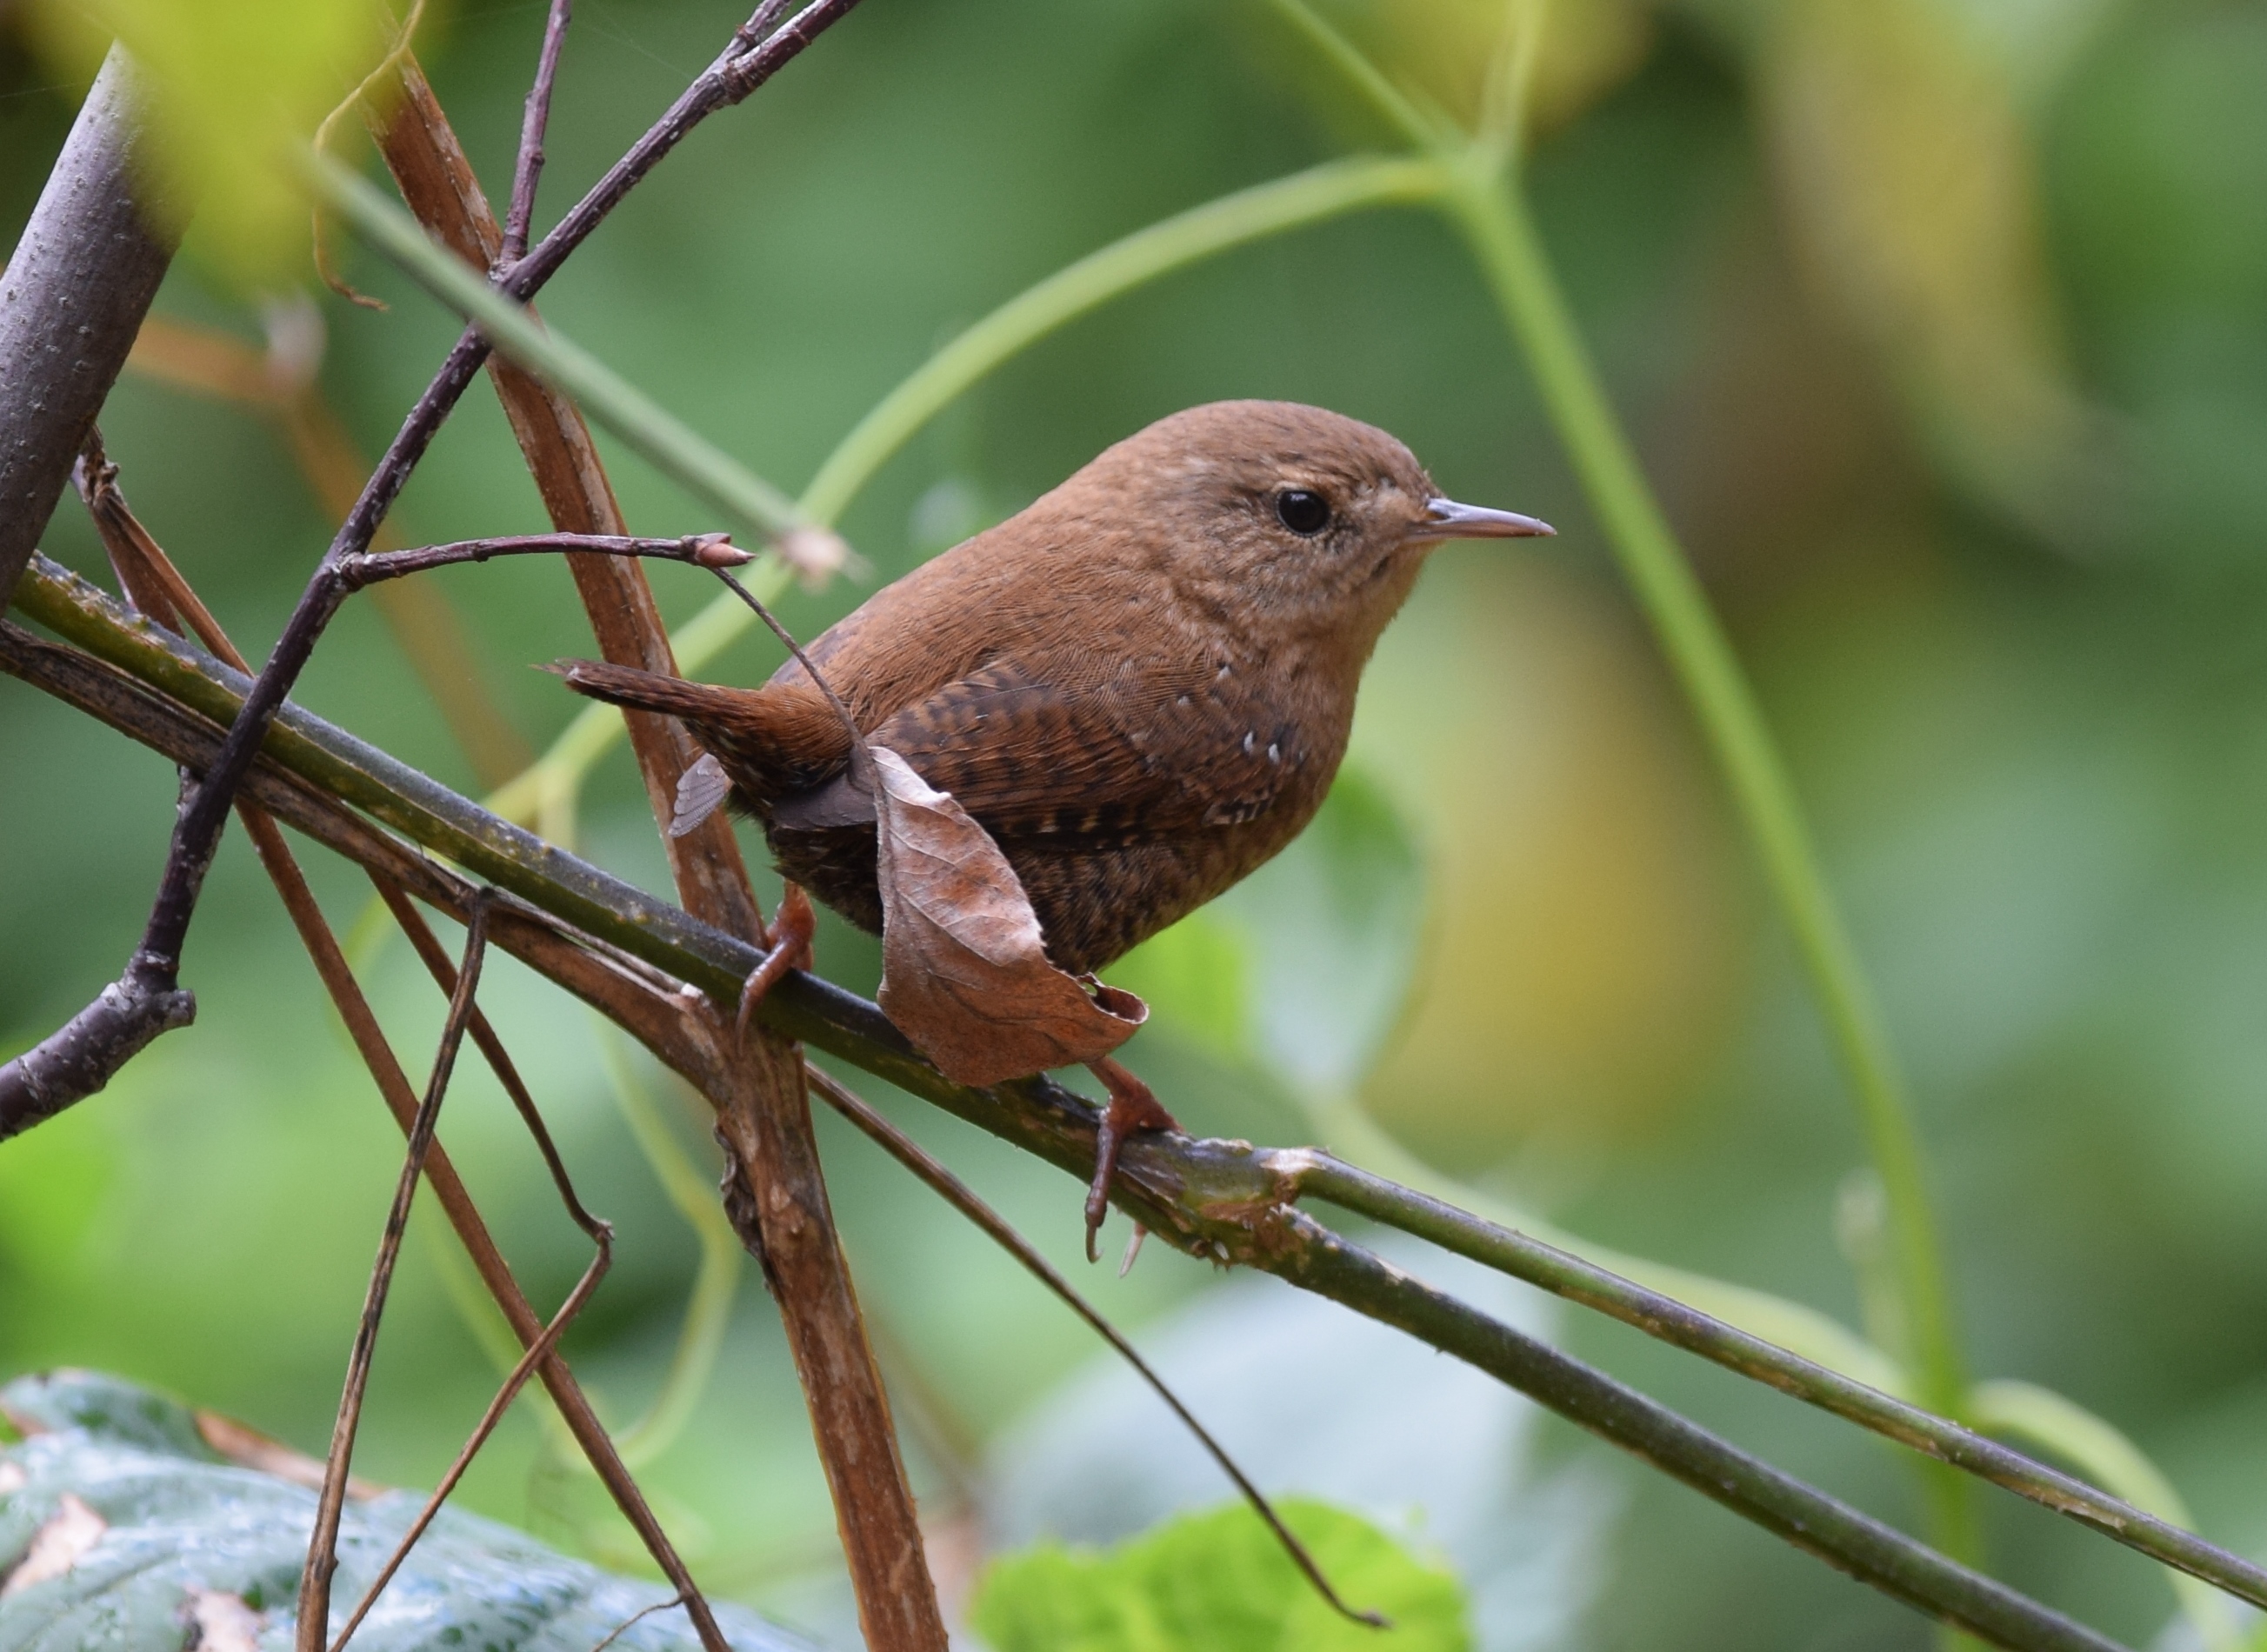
[556,401,1550,1239]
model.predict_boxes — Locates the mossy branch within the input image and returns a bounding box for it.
[7,555,2260,1650]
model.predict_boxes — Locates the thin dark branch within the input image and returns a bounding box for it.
[336,532,743,589]
[374,881,610,1241]
[505,0,868,301]
[329,1213,611,1652]
[805,1062,1388,1629]
[501,0,574,264]
[590,1595,689,1652]
[0,45,178,611]
[7,562,2230,1649]
[297,900,493,1652]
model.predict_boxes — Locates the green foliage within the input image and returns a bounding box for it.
[970,1498,1470,1652]
[0,1371,807,1652]
[1115,763,1426,1095]
[24,0,401,285]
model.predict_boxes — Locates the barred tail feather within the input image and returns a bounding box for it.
[541,658,751,722]
[541,659,855,811]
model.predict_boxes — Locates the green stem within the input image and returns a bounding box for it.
[1444,163,1980,1573]
[1298,1144,2267,1615]
[1440,172,1962,1411]
[1972,1382,2246,1652]
[303,151,811,552]
[1310,1094,1907,1394]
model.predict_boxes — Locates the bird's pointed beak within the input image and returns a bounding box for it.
[1412,497,1556,541]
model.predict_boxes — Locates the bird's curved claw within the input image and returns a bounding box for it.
[1082,1055,1179,1263]
[737,883,817,1042]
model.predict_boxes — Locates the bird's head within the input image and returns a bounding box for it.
[1060,400,1552,651]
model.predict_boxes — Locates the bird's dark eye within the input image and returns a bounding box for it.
[1276,489,1330,536]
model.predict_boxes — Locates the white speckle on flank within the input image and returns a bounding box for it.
[1242,732,1256,756]
[1267,743,1281,763]
[1217,663,1231,680]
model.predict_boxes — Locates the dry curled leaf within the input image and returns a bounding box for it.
[870,746,1145,1085]
[1,1491,107,1597]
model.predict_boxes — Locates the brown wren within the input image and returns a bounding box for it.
[554,400,1550,1246]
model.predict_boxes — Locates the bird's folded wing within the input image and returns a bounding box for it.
[769,659,1297,843]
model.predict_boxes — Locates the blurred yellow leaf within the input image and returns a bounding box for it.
[1759,0,2107,543]
[26,0,407,286]
[1354,556,1748,1160]
[1271,0,1655,145]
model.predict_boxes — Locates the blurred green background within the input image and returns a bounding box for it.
[6,0,2267,1647]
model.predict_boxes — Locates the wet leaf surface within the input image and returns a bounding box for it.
[0,1371,812,1652]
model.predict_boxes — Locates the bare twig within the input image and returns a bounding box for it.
[326,1224,611,1652]
[336,532,745,588]
[374,881,610,1240]
[502,0,574,263]
[296,899,493,1652]
[590,1594,688,1652]
[804,1062,1389,1629]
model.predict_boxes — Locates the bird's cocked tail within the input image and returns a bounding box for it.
[543,658,754,722]
[544,658,858,816]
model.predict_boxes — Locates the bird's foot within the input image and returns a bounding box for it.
[736,883,817,1042]
[1082,1055,1178,1263]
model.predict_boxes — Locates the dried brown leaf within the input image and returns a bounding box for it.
[870,746,1145,1085]
[1,1491,106,1597]
[195,1410,382,1500]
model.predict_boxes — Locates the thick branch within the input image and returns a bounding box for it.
[0,45,178,610]
[0,972,194,1139]
[8,559,2253,1649]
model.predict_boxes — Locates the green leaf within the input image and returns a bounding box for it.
[26,0,402,285]
[970,1497,1470,1652]
[1104,909,1251,1066]
[1219,764,1427,1096]
[0,1371,812,1652]
[1109,765,1427,1094]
